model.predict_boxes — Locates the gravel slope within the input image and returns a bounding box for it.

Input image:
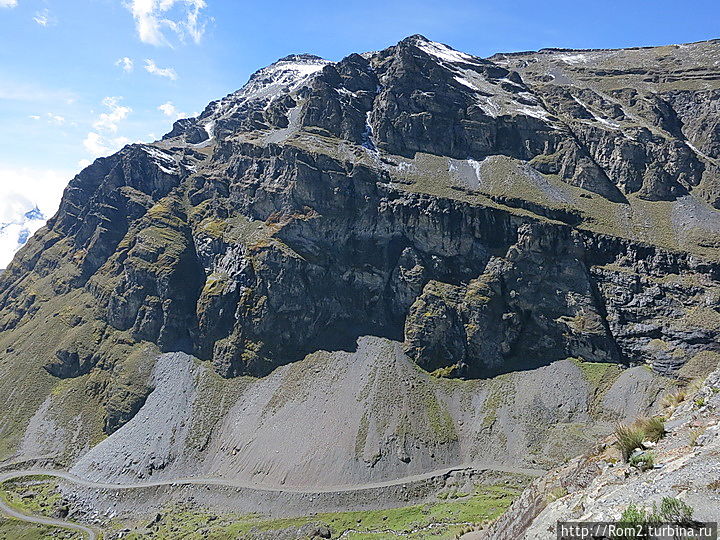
[64,337,669,494]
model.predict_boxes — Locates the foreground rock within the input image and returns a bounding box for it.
[479,363,720,539]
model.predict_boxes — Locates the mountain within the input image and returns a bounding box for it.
[0,205,46,270]
[0,35,718,537]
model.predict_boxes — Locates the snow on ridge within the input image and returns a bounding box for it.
[336,87,359,98]
[142,146,181,175]
[205,55,330,124]
[687,140,713,162]
[556,53,588,64]
[274,61,327,77]
[415,39,476,64]
[515,105,552,120]
[477,96,501,117]
[454,76,478,90]
[592,115,619,129]
[239,55,329,96]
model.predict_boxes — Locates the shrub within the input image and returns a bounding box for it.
[619,504,647,523]
[689,428,704,447]
[615,498,695,539]
[546,487,569,502]
[629,452,654,471]
[661,388,687,409]
[656,497,694,523]
[615,504,648,539]
[615,425,646,461]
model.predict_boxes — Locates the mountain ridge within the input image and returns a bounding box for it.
[0,34,718,536]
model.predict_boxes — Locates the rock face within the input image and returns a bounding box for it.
[0,36,718,473]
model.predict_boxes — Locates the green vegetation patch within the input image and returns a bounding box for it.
[120,483,522,539]
[570,358,622,390]
[0,476,64,519]
[0,519,82,540]
[617,497,696,538]
[481,375,513,429]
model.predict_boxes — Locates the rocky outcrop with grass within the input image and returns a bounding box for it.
[477,363,720,539]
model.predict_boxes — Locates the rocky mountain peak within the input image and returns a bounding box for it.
[276,53,327,63]
[242,52,329,90]
[399,33,481,65]
[163,51,330,143]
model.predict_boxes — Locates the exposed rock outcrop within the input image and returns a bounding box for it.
[479,359,720,539]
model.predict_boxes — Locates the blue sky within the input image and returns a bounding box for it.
[0,0,719,265]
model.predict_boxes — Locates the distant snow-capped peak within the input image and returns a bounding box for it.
[0,206,46,269]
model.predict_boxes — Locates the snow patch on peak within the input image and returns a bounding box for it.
[265,58,327,79]
[239,54,329,97]
[414,39,476,64]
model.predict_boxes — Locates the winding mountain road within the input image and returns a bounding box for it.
[0,463,545,538]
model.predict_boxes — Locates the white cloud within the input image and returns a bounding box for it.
[78,159,92,169]
[0,166,72,268]
[33,8,55,27]
[83,132,107,156]
[115,57,134,72]
[47,113,65,125]
[28,113,65,125]
[126,0,208,47]
[0,168,66,224]
[92,96,132,133]
[158,101,176,116]
[83,132,130,158]
[144,59,178,80]
[158,101,186,119]
[82,97,133,159]
[0,0,18,8]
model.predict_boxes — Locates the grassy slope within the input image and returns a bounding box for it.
[0,519,82,540]
[120,482,526,539]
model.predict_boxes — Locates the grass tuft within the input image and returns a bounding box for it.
[615,425,646,462]
[614,417,665,462]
